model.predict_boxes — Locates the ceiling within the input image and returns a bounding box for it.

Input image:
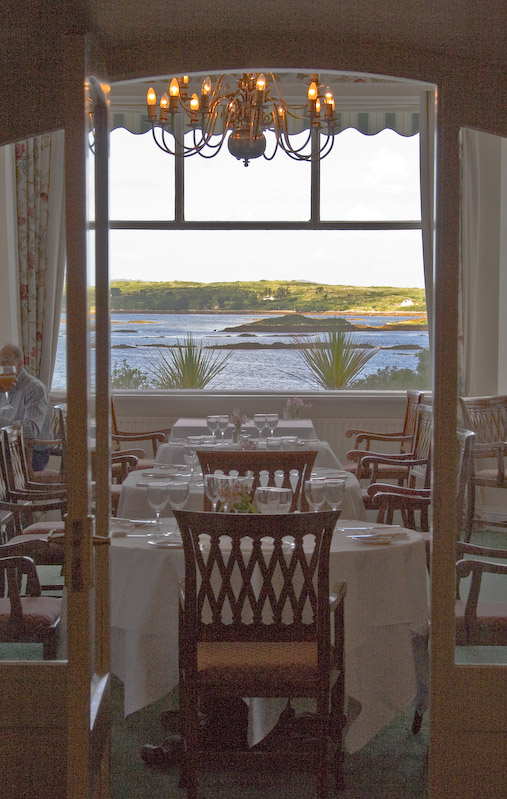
[85,0,506,68]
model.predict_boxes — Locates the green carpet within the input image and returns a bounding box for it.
[111,677,428,799]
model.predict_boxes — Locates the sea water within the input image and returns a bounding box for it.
[52,312,428,391]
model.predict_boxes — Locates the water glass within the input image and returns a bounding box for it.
[281,436,298,450]
[207,415,219,437]
[266,413,279,435]
[147,481,169,535]
[304,479,327,511]
[253,413,267,438]
[326,479,345,511]
[217,414,229,439]
[167,479,190,510]
[254,486,292,514]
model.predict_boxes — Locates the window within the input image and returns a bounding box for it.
[52,75,429,392]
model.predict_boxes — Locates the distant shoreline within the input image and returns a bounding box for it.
[87,309,427,319]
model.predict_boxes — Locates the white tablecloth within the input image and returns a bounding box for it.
[170,417,317,441]
[116,462,365,521]
[110,518,427,752]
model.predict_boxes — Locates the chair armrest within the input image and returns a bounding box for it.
[367,483,431,499]
[360,454,428,482]
[456,558,507,631]
[113,429,170,457]
[110,453,139,482]
[345,428,405,442]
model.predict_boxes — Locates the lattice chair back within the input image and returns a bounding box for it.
[456,428,475,542]
[403,390,426,451]
[1,425,30,494]
[175,509,339,646]
[408,404,433,488]
[196,448,317,512]
[459,395,507,444]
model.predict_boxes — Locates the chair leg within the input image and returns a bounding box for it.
[316,695,329,799]
[330,679,345,790]
[180,680,199,799]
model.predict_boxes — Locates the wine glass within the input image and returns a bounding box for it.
[207,415,219,437]
[0,365,16,411]
[216,414,229,440]
[266,413,279,436]
[204,474,219,512]
[147,481,169,537]
[326,479,345,511]
[253,413,267,438]
[183,445,198,479]
[304,479,327,512]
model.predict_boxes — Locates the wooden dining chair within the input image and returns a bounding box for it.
[174,509,346,799]
[459,394,507,534]
[111,396,171,469]
[0,551,61,658]
[358,404,433,514]
[344,389,424,479]
[195,448,318,512]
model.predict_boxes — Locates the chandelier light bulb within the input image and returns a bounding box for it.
[308,81,318,100]
[316,98,321,114]
[256,73,266,91]
[169,78,180,98]
[324,87,333,104]
[182,75,189,86]
[160,93,169,110]
[190,93,199,112]
[201,77,211,95]
[147,87,156,106]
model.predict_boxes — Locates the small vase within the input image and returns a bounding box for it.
[232,425,241,445]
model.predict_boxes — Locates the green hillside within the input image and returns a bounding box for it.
[101,280,426,314]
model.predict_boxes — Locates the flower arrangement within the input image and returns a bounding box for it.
[229,407,248,443]
[284,396,312,419]
[216,478,258,513]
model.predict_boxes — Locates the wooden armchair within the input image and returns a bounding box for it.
[174,509,346,798]
[0,552,61,658]
[459,395,507,533]
[196,448,318,512]
[455,541,507,646]
[111,396,171,469]
[344,389,424,479]
[358,404,433,512]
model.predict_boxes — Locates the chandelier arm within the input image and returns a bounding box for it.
[151,126,178,155]
[278,128,313,156]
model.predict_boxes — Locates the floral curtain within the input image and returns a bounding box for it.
[15,130,66,386]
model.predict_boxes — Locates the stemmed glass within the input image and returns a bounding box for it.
[183,445,198,480]
[253,413,267,439]
[266,413,279,436]
[147,482,169,537]
[304,479,327,512]
[0,365,16,411]
[326,479,345,511]
[203,474,219,512]
[207,415,219,438]
[216,414,229,440]
[167,480,190,511]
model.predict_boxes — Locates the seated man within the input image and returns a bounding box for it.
[0,343,53,471]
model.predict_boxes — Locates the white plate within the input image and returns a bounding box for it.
[348,534,393,545]
[147,537,183,548]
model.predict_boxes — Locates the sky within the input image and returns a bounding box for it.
[105,127,425,289]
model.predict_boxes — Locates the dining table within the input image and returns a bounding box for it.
[109,517,428,753]
[116,460,366,521]
[169,417,317,441]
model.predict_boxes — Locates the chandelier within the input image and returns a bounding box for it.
[146,72,336,167]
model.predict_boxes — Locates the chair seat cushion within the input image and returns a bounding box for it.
[32,469,64,484]
[455,599,507,645]
[196,640,327,693]
[5,526,65,563]
[0,596,61,632]
[474,468,507,486]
